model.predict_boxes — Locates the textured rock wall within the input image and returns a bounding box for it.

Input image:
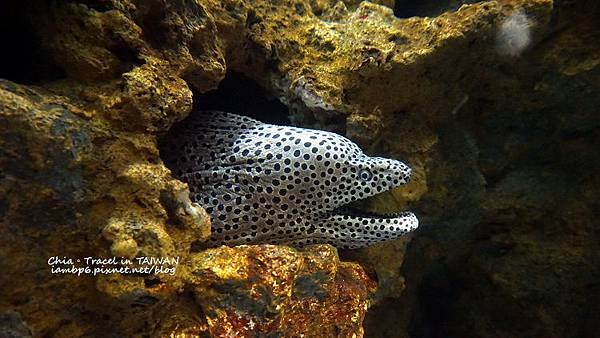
[0,0,598,337]
[363,1,600,337]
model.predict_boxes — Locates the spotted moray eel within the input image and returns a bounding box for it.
[161,111,418,249]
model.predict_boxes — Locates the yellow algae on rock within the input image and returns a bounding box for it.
[3,0,594,337]
[0,78,209,335]
[188,245,375,337]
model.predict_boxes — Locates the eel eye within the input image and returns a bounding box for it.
[359,169,372,181]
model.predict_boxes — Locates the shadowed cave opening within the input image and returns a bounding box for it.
[394,0,483,18]
[0,0,65,84]
[192,71,290,125]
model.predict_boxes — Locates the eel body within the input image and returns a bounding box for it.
[161,111,418,249]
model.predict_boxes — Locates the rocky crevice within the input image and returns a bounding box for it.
[0,0,598,337]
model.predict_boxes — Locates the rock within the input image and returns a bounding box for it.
[0,78,208,336]
[188,245,375,337]
[0,0,598,337]
[0,311,32,338]
[366,1,600,337]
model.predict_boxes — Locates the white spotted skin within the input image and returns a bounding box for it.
[161,111,419,249]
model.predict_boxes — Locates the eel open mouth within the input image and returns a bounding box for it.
[332,204,410,219]
[330,192,415,220]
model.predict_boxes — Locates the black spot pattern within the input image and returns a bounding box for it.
[161,111,418,249]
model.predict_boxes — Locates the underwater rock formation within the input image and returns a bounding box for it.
[361,1,600,337]
[0,0,598,337]
[189,245,375,337]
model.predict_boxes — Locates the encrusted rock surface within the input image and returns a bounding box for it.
[0,0,598,337]
[361,1,600,337]
[188,245,375,337]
